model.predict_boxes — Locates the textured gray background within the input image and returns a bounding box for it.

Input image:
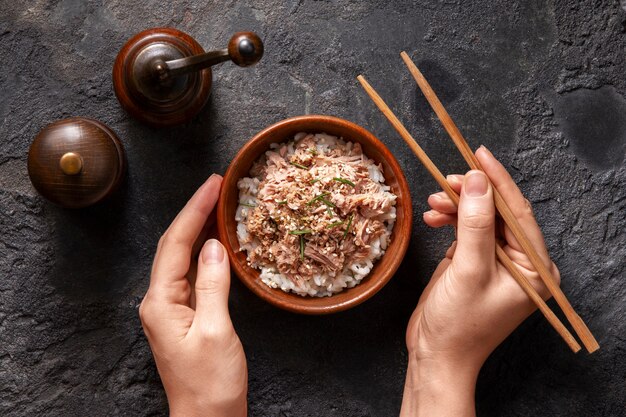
[1,1,625,416]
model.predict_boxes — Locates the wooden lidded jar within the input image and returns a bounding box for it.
[27,117,126,208]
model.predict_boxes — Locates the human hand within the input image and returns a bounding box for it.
[139,174,247,417]
[401,146,560,417]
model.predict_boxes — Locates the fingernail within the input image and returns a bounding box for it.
[477,145,492,156]
[446,174,461,184]
[208,173,223,182]
[464,171,488,197]
[202,239,224,264]
[201,174,217,189]
[429,193,442,200]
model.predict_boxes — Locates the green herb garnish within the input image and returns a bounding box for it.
[299,235,305,261]
[320,197,335,208]
[240,202,256,208]
[327,221,345,228]
[310,178,321,184]
[308,148,318,155]
[343,214,354,239]
[289,229,313,235]
[333,177,355,187]
[277,200,288,205]
[290,161,308,170]
[306,192,329,206]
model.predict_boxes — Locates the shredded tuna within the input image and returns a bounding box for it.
[236,132,397,297]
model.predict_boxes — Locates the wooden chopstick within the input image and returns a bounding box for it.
[357,74,582,353]
[399,52,599,354]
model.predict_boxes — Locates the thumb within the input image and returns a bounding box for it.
[194,239,231,326]
[452,170,496,279]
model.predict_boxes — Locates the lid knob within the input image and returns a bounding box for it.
[59,152,83,175]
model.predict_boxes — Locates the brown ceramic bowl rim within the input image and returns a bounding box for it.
[217,115,412,314]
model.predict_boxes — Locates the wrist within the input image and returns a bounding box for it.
[169,396,246,417]
[400,353,479,417]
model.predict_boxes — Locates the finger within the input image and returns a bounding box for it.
[503,243,537,275]
[445,240,457,260]
[423,210,457,228]
[452,170,496,280]
[428,192,458,214]
[476,146,551,265]
[188,205,219,309]
[446,174,463,195]
[192,239,232,328]
[150,174,223,303]
[192,207,218,260]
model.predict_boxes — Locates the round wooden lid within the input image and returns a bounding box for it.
[27,117,126,208]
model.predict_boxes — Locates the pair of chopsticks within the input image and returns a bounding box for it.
[357,52,599,354]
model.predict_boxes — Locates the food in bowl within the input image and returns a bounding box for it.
[235,132,397,297]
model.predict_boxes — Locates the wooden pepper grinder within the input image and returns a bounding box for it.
[113,28,264,126]
[27,117,126,208]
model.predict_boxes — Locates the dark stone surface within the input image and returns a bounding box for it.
[1,1,625,416]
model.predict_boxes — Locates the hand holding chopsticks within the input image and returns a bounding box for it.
[357,55,599,353]
[398,52,598,353]
[399,168,566,416]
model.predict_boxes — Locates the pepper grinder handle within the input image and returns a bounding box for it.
[159,32,264,79]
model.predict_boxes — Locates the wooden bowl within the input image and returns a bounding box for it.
[217,115,412,314]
